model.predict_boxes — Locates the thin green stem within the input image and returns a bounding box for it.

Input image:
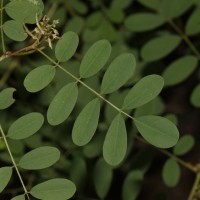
[0,125,30,200]
[159,148,197,173]
[0,0,6,53]
[188,173,200,200]
[168,19,200,60]
[37,49,197,174]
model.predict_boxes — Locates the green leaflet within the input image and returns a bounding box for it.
[190,84,200,107]
[11,195,25,200]
[104,7,124,24]
[125,13,165,32]
[0,88,16,110]
[93,159,113,199]
[137,0,161,10]
[162,56,198,87]
[18,146,60,170]
[69,157,87,188]
[5,0,44,24]
[79,39,112,78]
[162,159,180,187]
[3,20,28,41]
[111,0,133,10]
[122,75,164,109]
[101,53,136,94]
[160,0,194,19]
[141,35,181,62]
[173,135,195,156]
[7,112,44,140]
[24,65,56,93]
[103,114,127,166]
[122,170,143,200]
[134,115,179,148]
[55,31,79,62]
[30,178,76,200]
[186,7,200,35]
[72,98,100,146]
[47,83,78,125]
[0,167,13,193]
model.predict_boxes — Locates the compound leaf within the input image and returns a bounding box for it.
[103,114,127,166]
[93,159,113,199]
[122,170,143,200]
[0,167,13,193]
[47,83,78,126]
[141,35,181,62]
[24,65,56,93]
[162,56,197,86]
[125,13,165,32]
[0,88,16,110]
[72,98,100,146]
[134,115,179,148]
[55,31,79,62]
[3,20,28,41]
[30,178,76,200]
[18,146,60,170]
[79,40,112,78]
[5,0,44,24]
[122,75,164,109]
[162,159,180,187]
[7,112,44,140]
[173,135,195,156]
[101,53,136,94]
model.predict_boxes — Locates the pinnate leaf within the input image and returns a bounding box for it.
[79,40,112,78]
[47,83,78,125]
[162,159,180,187]
[122,75,164,109]
[55,31,79,62]
[0,88,16,110]
[173,135,195,156]
[141,35,181,62]
[24,65,56,93]
[103,114,127,166]
[134,115,179,148]
[0,167,12,193]
[101,53,136,94]
[3,20,28,41]
[7,112,44,140]
[125,13,165,32]
[30,178,76,200]
[93,159,113,199]
[72,98,100,146]
[18,146,60,170]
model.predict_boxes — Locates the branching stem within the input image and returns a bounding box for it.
[0,125,30,200]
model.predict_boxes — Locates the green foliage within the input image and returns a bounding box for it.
[30,178,76,200]
[0,88,16,109]
[0,0,199,199]
[24,65,56,92]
